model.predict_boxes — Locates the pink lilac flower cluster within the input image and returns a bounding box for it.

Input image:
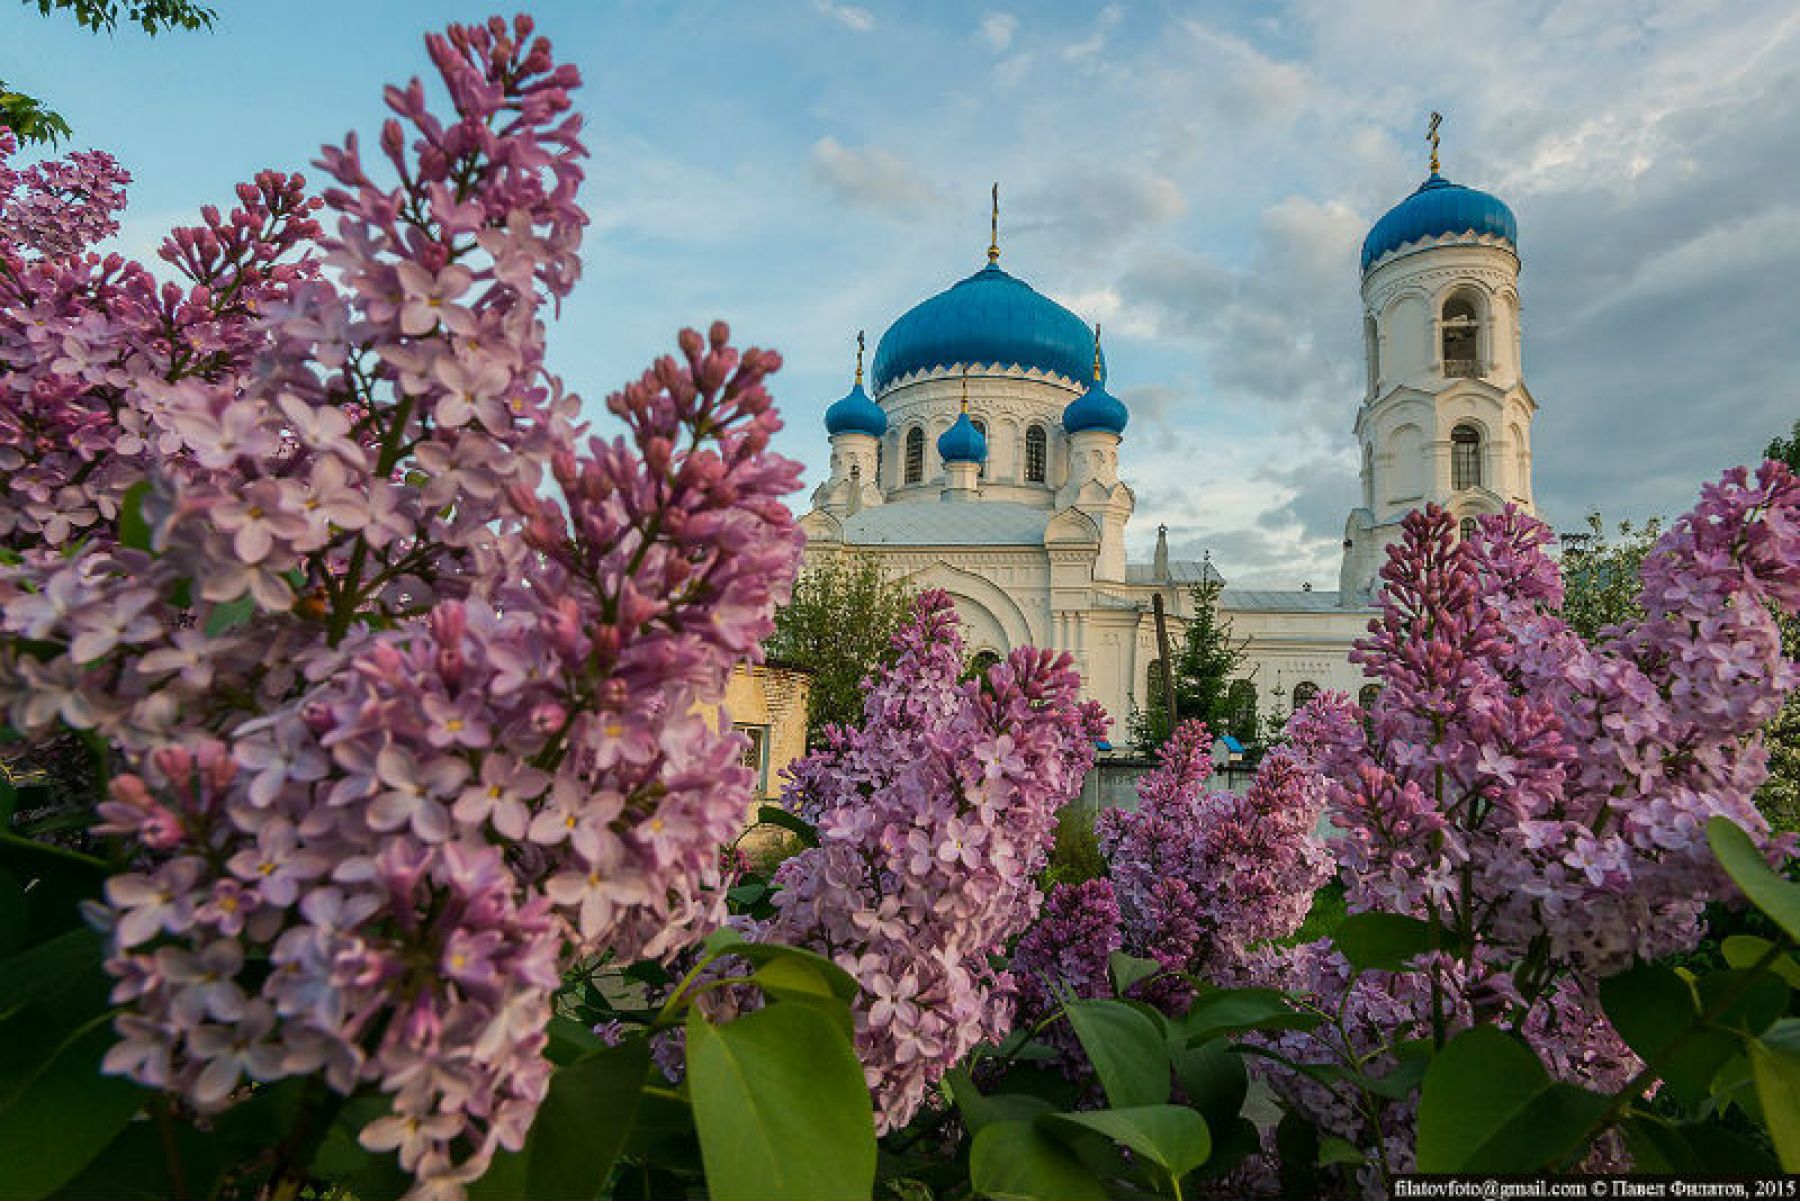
[1291,472,1800,979]
[758,591,1108,1133]
[0,18,803,1200]
[1096,722,1331,1005]
[1010,877,1123,1031]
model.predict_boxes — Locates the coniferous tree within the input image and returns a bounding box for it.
[1134,577,1257,751]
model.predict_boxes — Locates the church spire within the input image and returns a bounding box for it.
[987,182,1000,265]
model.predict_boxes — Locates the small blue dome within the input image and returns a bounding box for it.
[937,410,987,464]
[1063,379,1128,436]
[823,381,887,438]
[1361,173,1517,272]
[871,262,1103,392]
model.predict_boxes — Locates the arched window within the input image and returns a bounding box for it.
[1452,424,1482,491]
[1358,683,1381,710]
[972,418,987,478]
[1291,680,1319,710]
[904,427,924,485]
[1460,515,1479,542]
[874,441,884,488]
[1025,425,1048,483]
[967,649,1001,680]
[1442,296,1479,377]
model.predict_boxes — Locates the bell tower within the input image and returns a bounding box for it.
[1341,116,1537,600]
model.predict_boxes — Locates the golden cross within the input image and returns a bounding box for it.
[1093,322,1103,382]
[1427,111,1442,174]
[988,182,1000,264]
[854,329,865,385]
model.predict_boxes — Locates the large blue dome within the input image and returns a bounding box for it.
[1361,173,1517,272]
[823,381,887,438]
[870,262,1103,393]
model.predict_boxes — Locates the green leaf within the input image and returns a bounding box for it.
[117,481,153,552]
[969,1120,1108,1201]
[0,870,24,959]
[204,594,256,636]
[0,927,107,1021]
[1708,816,1800,941]
[1317,1134,1365,1167]
[469,1038,651,1201]
[1179,987,1322,1045]
[1331,912,1441,972]
[1621,1114,1779,1174]
[686,1001,875,1201]
[1416,1025,1610,1172]
[1275,1111,1319,1201]
[1722,935,1800,989]
[45,1118,220,1201]
[729,941,860,1005]
[944,1069,1056,1136]
[1064,998,1170,1108]
[1042,1105,1212,1184]
[1600,963,1738,1110]
[0,1016,146,1200]
[1108,951,1162,995]
[1696,969,1789,1037]
[1751,1018,1800,1172]
[756,805,819,848]
[544,1014,605,1066]
[1171,1039,1246,1132]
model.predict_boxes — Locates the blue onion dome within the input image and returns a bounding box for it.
[824,331,888,437]
[823,381,886,438]
[870,261,1104,393]
[937,408,987,464]
[1063,324,1128,436]
[1361,172,1517,272]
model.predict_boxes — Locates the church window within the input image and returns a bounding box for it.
[1442,295,1479,377]
[1291,680,1319,710]
[972,418,987,478]
[1025,425,1047,483]
[1358,683,1381,710]
[1225,678,1258,742]
[1452,424,1482,491]
[967,649,1001,680]
[1460,515,1479,542]
[904,427,924,485]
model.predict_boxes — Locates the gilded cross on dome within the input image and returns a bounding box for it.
[1427,111,1442,174]
[988,182,1000,264]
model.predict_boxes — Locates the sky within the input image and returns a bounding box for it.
[5,0,1797,586]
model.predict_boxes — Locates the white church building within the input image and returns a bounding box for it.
[800,144,1534,741]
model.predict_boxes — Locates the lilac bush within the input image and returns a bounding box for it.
[760,590,1108,1132]
[0,17,806,1197]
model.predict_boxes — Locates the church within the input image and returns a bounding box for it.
[800,133,1536,741]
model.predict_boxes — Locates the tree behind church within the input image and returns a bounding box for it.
[765,554,917,747]
[1132,577,1257,752]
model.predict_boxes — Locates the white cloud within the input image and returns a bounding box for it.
[813,0,874,33]
[980,12,1018,52]
[808,138,947,219]
[1063,5,1122,63]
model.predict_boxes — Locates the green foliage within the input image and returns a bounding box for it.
[469,1040,651,1201]
[1558,509,1662,643]
[1136,578,1257,751]
[1330,912,1442,973]
[1063,999,1170,1108]
[1284,880,1347,945]
[3,1,215,146]
[1769,418,1800,473]
[1415,1026,1609,1172]
[0,85,71,147]
[1039,805,1105,891]
[1756,610,1800,835]
[764,554,916,747]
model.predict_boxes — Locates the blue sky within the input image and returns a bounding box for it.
[6,0,1797,585]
